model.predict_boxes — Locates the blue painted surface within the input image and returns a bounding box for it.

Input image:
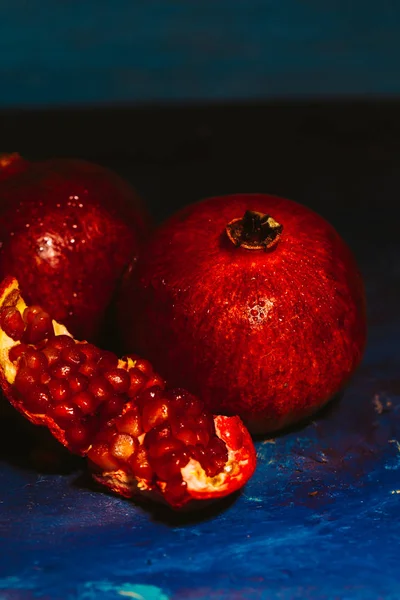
[0,237,399,599]
[0,1,399,108]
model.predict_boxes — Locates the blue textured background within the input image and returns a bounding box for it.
[0,1,399,108]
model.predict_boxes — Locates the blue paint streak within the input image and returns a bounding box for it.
[0,1,399,107]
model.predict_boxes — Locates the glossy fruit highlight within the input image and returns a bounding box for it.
[0,276,256,509]
[121,194,367,434]
[0,153,148,342]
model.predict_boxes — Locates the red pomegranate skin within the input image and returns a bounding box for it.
[121,194,367,434]
[0,155,148,341]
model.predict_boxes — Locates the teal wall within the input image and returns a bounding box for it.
[0,1,398,108]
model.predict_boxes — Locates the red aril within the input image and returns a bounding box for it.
[121,194,367,434]
[0,153,149,342]
[0,276,256,509]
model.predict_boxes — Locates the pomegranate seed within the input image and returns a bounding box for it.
[143,373,165,391]
[21,349,48,372]
[141,396,170,432]
[64,420,94,452]
[9,343,29,363]
[69,373,88,393]
[50,402,82,427]
[14,366,41,395]
[135,386,163,410]
[115,407,143,437]
[73,390,100,415]
[170,411,213,447]
[24,384,52,413]
[203,458,226,478]
[51,361,76,379]
[97,351,119,371]
[189,445,207,464]
[132,357,153,377]
[167,388,204,416]
[163,476,188,505]
[146,436,186,460]
[79,360,99,379]
[195,428,211,447]
[127,367,147,397]
[87,442,120,472]
[110,433,137,462]
[150,450,189,481]
[61,346,85,367]
[80,343,101,362]
[22,305,42,324]
[48,335,75,350]
[202,437,228,477]
[42,345,61,366]
[104,368,130,394]
[208,436,228,456]
[88,376,113,402]
[197,412,216,435]
[0,307,25,340]
[173,426,210,448]
[48,379,71,404]
[144,424,172,451]
[24,311,54,344]
[129,446,154,480]
[99,395,125,420]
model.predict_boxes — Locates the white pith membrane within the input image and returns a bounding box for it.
[0,277,255,505]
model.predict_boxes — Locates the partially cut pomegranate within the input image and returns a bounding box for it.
[0,276,256,509]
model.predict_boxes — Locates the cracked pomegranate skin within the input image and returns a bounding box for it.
[121,194,367,434]
[0,154,148,341]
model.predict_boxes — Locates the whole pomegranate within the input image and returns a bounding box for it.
[121,194,367,434]
[0,153,148,342]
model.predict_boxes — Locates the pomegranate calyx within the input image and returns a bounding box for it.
[226,210,283,250]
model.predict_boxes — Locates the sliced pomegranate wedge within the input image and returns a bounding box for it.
[0,276,256,508]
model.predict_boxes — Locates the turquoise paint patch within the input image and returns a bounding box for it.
[0,576,31,590]
[78,581,170,600]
